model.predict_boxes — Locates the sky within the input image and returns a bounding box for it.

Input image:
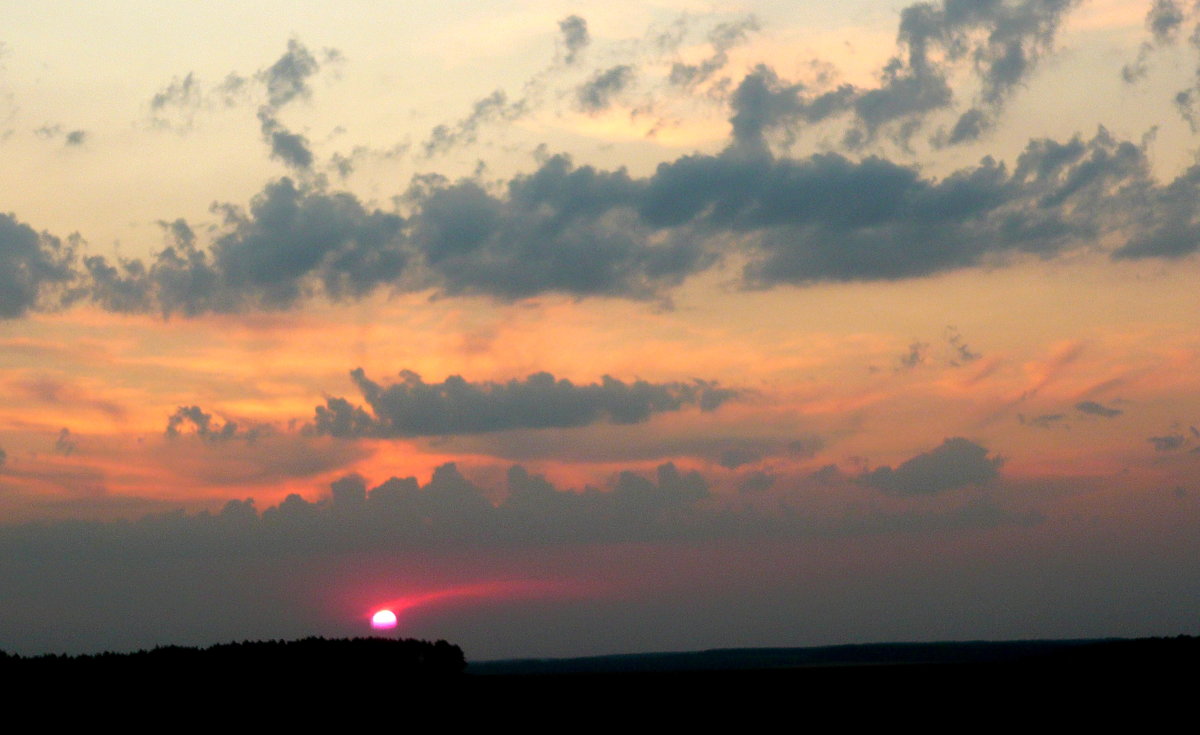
[2,0,1200,660]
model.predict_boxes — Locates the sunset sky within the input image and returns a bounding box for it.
[2,0,1199,659]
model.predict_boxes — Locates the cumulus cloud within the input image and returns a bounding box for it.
[558,15,590,65]
[727,0,1080,148]
[165,406,269,442]
[0,213,76,318]
[13,124,1200,317]
[864,437,1003,496]
[313,369,738,438]
[85,178,406,315]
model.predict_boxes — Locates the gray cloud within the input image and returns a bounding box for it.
[577,65,634,113]
[313,368,738,438]
[0,213,76,318]
[864,437,1003,496]
[1020,412,1066,429]
[423,90,526,157]
[1076,400,1122,418]
[1148,433,1187,451]
[165,406,269,442]
[85,178,406,315]
[945,326,981,364]
[559,15,590,65]
[11,124,1197,317]
[727,0,1079,148]
[258,111,313,170]
[33,124,88,147]
[145,39,332,168]
[670,16,759,88]
[410,154,707,299]
[53,428,76,456]
[259,38,321,109]
[1123,1,1190,82]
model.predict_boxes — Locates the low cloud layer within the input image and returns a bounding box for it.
[864,437,1003,496]
[313,369,738,438]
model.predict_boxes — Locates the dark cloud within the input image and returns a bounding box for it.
[1148,433,1187,452]
[166,405,265,442]
[670,16,759,88]
[1075,400,1122,418]
[558,15,590,65]
[945,326,981,364]
[1123,1,1189,83]
[53,428,76,456]
[737,470,776,494]
[16,124,1196,316]
[85,178,406,315]
[0,213,76,318]
[728,65,855,149]
[33,125,87,147]
[423,90,526,157]
[259,38,320,109]
[864,437,1003,496]
[313,368,738,438]
[0,446,6,467]
[1019,412,1066,429]
[577,65,634,113]
[409,154,707,300]
[258,111,313,170]
[727,0,1079,148]
[897,341,929,371]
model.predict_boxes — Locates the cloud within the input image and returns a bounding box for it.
[32,124,87,147]
[863,437,1003,496]
[1019,412,1066,429]
[1122,0,1189,82]
[577,65,634,113]
[84,177,406,315]
[258,111,313,170]
[558,15,590,65]
[0,213,76,318]
[670,16,759,88]
[53,428,75,456]
[144,39,334,168]
[409,154,707,300]
[259,38,321,109]
[312,369,738,438]
[0,446,6,467]
[727,0,1080,148]
[1075,400,1122,418]
[16,124,1198,317]
[423,90,526,157]
[165,406,269,442]
[1148,433,1187,452]
[945,326,981,365]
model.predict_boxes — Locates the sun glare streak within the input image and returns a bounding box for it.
[365,580,575,628]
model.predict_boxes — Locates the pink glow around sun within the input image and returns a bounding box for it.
[370,609,398,630]
[364,579,586,631]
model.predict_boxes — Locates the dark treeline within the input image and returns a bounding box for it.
[0,636,465,679]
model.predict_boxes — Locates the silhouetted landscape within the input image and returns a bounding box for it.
[4,634,1194,722]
